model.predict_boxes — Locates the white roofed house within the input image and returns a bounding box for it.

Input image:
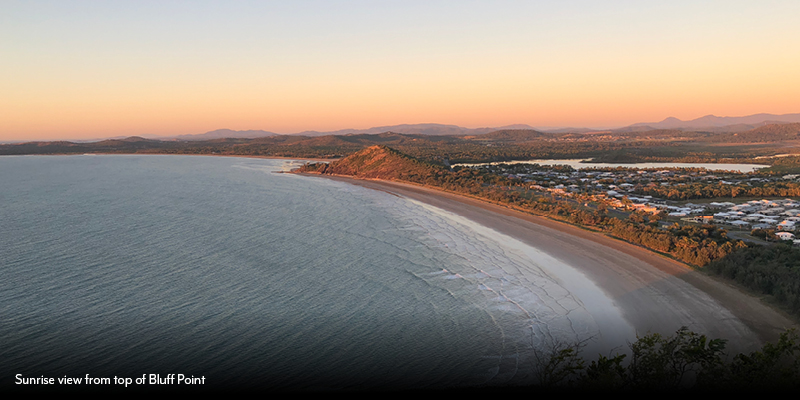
[713,212,730,222]
[759,219,779,228]
[777,220,796,231]
[688,215,715,224]
[729,220,750,229]
[776,232,796,241]
[784,200,800,208]
[763,207,785,215]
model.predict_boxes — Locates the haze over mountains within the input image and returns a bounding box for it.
[164,113,800,141]
[628,113,800,132]
[4,113,800,145]
[164,124,538,141]
[169,129,280,141]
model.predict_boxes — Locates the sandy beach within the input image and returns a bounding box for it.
[301,173,797,354]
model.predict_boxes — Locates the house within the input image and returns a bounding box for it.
[776,232,795,241]
[730,220,750,228]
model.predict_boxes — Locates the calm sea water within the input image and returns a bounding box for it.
[0,155,608,391]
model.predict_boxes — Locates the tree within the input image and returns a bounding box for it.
[625,327,726,390]
[530,338,589,387]
[698,329,800,391]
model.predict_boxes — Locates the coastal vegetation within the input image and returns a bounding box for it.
[705,244,800,314]
[763,156,800,175]
[532,327,800,392]
[632,180,800,200]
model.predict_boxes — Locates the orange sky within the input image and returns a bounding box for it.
[2,1,799,141]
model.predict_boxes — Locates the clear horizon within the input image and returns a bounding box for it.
[3,1,800,142]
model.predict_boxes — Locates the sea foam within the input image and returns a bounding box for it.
[347,186,636,383]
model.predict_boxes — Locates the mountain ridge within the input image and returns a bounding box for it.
[5,113,800,145]
[629,113,800,131]
[166,113,800,141]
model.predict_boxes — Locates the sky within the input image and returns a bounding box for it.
[2,0,800,141]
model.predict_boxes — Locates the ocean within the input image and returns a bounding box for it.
[0,155,621,391]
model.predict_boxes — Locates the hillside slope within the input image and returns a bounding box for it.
[709,123,800,143]
[295,145,447,180]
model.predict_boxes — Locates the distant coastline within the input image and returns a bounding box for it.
[4,152,340,163]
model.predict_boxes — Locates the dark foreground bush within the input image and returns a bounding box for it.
[535,327,800,392]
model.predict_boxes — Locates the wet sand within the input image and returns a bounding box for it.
[300,173,797,354]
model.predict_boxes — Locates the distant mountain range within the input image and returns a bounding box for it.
[626,113,800,132]
[293,123,537,137]
[4,120,800,158]
[161,113,800,141]
[168,129,280,141]
[163,123,537,141]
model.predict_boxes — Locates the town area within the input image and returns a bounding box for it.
[465,162,800,245]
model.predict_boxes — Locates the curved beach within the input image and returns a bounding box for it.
[308,174,797,354]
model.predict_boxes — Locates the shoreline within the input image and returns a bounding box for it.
[295,172,797,348]
[10,153,794,346]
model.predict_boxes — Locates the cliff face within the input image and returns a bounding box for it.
[296,145,446,180]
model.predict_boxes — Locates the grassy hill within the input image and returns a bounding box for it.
[296,145,447,180]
